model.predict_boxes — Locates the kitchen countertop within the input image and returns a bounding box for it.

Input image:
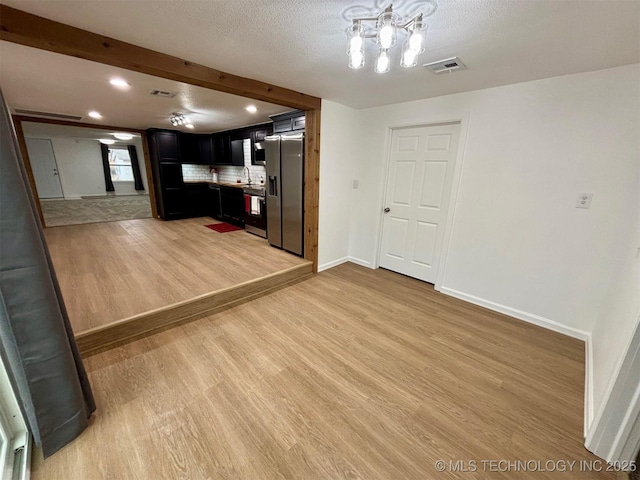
[183,180,265,189]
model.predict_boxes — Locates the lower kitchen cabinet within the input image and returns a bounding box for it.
[184,183,210,218]
[220,186,245,226]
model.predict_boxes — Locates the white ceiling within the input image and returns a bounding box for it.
[1,0,638,110]
[0,41,291,132]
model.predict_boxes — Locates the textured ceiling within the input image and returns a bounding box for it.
[1,0,639,109]
[0,42,291,132]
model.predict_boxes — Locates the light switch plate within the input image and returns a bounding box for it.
[353,180,359,189]
[575,193,593,209]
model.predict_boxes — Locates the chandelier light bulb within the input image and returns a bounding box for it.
[349,35,363,55]
[375,50,390,74]
[349,49,365,69]
[379,24,395,49]
[346,6,429,73]
[409,31,423,52]
[401,44,417,68]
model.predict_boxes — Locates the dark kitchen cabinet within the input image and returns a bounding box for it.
[179,134,197,163]
[249,123,272,165]
[184,182,210,218]
[212,134,232,166]
[147,129,186,220]
[252,128,269,143]
[180,134,214,165]
[155,130,180,159]
[198,135,213,164]
[220,186,245,226]
[222,127,249,167]
[271,110,305,134]
[230,139,244,166]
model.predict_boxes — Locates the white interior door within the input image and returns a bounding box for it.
[25,138,63,199]
[379,123,460,283]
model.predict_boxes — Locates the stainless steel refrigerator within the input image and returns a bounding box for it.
[265,133,304,256]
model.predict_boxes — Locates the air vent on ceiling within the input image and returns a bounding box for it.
[13,109,83,121]
[423,57,466,74]
[149,89,177,98]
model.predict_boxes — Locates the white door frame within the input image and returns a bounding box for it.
[375,113,471,292]
[586,313,640,465]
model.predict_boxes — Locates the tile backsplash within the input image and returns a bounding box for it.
[181,163,211,181]
[181,139,266,185]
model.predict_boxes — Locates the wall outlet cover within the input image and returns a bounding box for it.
[575,193,594,209]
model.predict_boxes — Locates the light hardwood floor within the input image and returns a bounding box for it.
[32,263,611,479]
[44,217,309,334]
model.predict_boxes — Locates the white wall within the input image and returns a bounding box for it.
[318,99,361,271]
[26,135,148,199]
[345,64,639,429]
[588,170,639,427]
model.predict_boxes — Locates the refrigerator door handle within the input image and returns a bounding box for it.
[268,176,278,197]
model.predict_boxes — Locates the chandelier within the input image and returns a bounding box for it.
[170,112,193,129]
[346,4,428,73]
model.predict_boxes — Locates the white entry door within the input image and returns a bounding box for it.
[25,138,63,199]
[379,123,460,283]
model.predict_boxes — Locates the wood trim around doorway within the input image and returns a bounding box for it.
[11,115,160,221]
[2,5,322,272]
[304,109,321,272]
[12,118,45,225]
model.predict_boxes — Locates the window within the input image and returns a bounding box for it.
[108,148,134,182]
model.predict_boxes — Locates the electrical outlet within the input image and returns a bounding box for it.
[353,179,359,189]
[575,193,593,209]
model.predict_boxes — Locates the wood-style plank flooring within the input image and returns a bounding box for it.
[32,263,610,479]
[44,217,308,334]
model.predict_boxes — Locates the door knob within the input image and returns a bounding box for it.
[384,207,390,213]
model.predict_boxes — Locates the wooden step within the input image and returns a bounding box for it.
[76,262,313,356]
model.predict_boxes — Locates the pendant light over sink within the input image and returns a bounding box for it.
[346,3,432,73]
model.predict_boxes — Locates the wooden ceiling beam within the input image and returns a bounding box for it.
[0,5,321,111]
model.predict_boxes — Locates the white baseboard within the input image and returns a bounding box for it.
[439,287,590,341]
[318,257,349,272]
[585,333,594,437]
[439,286,593,438]
[347,256,375,269]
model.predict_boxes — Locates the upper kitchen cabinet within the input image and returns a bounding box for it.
[270,110,305,134]
[179,133,196,163]
[180,134,214,165]
[222,127,249,166]
[197,135,214,164]
[154,130,180,160]
[230,139,245,166]
[212,133,232,166]
[249,123,273,165]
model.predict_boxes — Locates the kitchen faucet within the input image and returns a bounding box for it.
[244,166,252,185]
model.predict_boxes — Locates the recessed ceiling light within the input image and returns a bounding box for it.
[185,123,195,129]
[113,132,134,140]
[99,139,115,145]
[88,111,102,119]
[246,105,258,113]
[109,78,130,88]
